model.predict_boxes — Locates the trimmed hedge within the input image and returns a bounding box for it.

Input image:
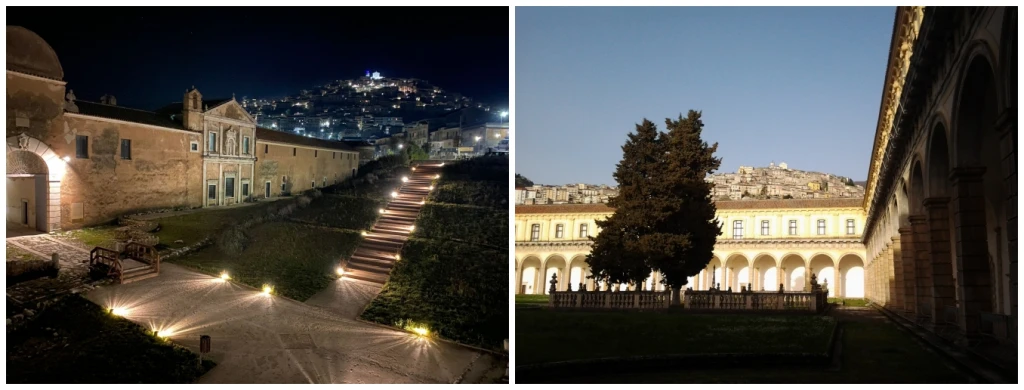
[361,238,507,350]
[414,203,508,248]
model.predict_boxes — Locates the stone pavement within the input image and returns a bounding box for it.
[83,263,502,384]
[6,232,93,305]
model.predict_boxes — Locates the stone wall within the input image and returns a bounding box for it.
[60,115,204,228]
[255,141,359,198]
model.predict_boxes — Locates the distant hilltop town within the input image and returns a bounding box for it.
[515,162,866,205]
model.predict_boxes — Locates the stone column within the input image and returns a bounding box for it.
[910,215,933,319]
[949,167,993,338]
[881,247,890,306]
[995,111,1017,341]
[900,227,916,315]
[891,235,904,311]
[924,197,956,326]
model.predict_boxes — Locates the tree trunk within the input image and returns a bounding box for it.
[671,285,682,306]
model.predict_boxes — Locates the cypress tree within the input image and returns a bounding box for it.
[586,120,662,288]
[653,110,722,303]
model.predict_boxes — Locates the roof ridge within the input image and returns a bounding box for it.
[78,100,163,114]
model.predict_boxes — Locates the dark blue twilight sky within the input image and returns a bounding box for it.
[515,7,896,186]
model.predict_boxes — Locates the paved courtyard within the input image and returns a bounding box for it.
[82,263,499,383]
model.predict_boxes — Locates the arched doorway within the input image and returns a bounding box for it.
[568,255,589,291]
[518,256,541,295]
[781,254,806,292]
[542,255,567,295]
[6,134,63,233]
[952,53,1005,333]
[752,254,777,291]
[809,254,837,297]
[705,256,723,290]
[839,254,865,298]
[724,254,750,292]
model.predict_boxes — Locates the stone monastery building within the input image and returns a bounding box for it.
[6,26,361,232]
[516,6,1017,344]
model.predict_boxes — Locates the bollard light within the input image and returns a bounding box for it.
[409,225,416,232]
[411,167,416,171]
[434,174,440,179]
[391,191,398,198]
[395,254,401,261]
[156,329,174,338]
[336,267,345,276]
[110,307,129,316]
[402,176,409,183]
[412,327,429,337]
[361,230,368,236]
[378,208,385,214]
[428,186,434,191]
[262,285,273,296]
[220,272,230,281]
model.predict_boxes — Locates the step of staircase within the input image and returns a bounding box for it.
[342,269,388,285]
[346,260,393,275]
[121,265,158,284]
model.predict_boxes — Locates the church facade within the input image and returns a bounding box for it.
[6,26,361,232]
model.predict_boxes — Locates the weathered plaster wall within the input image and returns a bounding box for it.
[61,115,203,227]
[255,142,359,198]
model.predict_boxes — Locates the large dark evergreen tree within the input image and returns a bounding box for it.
[586,112,722,301]
[655,111,722,303]
[586,120,662,289]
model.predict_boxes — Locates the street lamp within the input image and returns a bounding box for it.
[499,110,508,124]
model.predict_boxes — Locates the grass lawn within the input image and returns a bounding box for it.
[290,195,383,230]
[515,294,549,306]
[7,244,42,261]
[361,238,507,350]
[545,313,970,383]
[413,203,508,248]
[516,310,835,366]
[152,202,283,249]
[64,225,120,249]
[6,295,214,384]
[829,297,869,307]
[170,221,361,301]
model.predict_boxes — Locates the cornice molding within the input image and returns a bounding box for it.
[864,6,926,212]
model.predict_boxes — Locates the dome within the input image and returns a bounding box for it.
[6,26,63,80]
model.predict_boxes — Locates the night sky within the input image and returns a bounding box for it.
[8,7,509,111]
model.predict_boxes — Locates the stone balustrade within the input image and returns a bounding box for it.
[550,290,672,310]
[683,289,828,312]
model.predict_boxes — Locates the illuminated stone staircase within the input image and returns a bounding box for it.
[342,163,441,285]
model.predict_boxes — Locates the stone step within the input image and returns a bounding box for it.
[347,260,393,275]
[121,266,158,284]
[359,240,404,252]
[342,269,387,285]
[348,254,396,267]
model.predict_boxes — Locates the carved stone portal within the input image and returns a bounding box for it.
[18,133,30,150]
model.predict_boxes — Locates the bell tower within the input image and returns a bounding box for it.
[183,86,203,131]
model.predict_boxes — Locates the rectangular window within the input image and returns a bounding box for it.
[760,220,770,236]
[207,184,216,200]
[242,183,249,197]
[555,224,564,238]
[76,135,89,158]
[323,177,326,187]
[732,220,744,239]
[846,219,856,235]
[208,132,218,152]
[243,137,250,154]
[311,180,315,189]
[333,152,336,159]
[531,224,540,241]
[190,141,199,152]
[817,219,827,235]
[788,220,797,235]
[225,177,235,198]
[579,224,589,238]
[264,144,269,153]
[293,148,296,156]
[120,139,132,160]
[315,150,318,157]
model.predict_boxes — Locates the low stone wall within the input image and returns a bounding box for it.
[550,291,671,310]
[548,289,829,313]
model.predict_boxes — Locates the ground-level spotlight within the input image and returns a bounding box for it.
[412,327,429,337]
[428,186,434,191]
[419,200,425,205]
[434,174,440,179]
[440,162,445,166]
[378,208,386,214]
[361,230,368,236]
[336,267,345,276]
[409,225,416,232]
[156,329,174,338]
[220,272,230,281]
[401,176,409,183]
[391,191,399,198]
[110,307,129,317]
[262,285,274,296]
[395,254,401,261]
[411,167,416,171]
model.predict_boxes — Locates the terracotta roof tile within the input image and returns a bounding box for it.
[515,198,862,214]
[255,127,355,152]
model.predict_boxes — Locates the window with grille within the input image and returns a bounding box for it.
[555,224,564,238]
[846,219,856,235]
[788,220,797,235]
[732,220,744,239]
[531,224,540,241]
[817,219,827,235]
[760,220,770,236]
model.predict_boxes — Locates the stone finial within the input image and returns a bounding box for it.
[548,273,558,294]
[64,89,79,113]
[579,282,586,292]
[779,283,785,292]
[822,278,829,291]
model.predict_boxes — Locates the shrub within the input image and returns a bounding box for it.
[291,195,383,230]
[431,181,508,209]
